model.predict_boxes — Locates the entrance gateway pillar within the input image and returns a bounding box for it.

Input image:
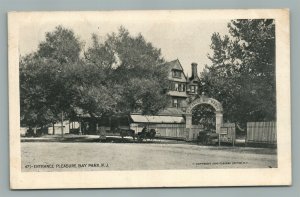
[215,111,223,134]
[185,96,223,141]
[185,114,192,140]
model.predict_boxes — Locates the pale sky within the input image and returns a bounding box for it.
[18,11,230,75]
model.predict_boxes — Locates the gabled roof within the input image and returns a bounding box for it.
[164,59,187,82]
[165,59,187,71]
[165,59,183,71]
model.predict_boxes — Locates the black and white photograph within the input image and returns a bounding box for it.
[8,10,291,189]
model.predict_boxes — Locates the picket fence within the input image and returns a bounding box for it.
[246,122,277,145]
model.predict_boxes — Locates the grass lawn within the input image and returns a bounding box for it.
[21,140,277,172]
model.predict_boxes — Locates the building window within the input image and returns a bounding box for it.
[172,98,179,108]
[170,82,185,92]
[174,83,179,91]
[190,85,195,93]
[173,70,181,78]
[178,84,185,92]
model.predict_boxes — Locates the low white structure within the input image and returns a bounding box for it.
[47,121,80,135]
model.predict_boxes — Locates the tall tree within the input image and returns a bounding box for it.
[201,19,276,125]
[20,26,83,135]
[20,54,61,133]
[20,25,170,134]
[85,27,169,115]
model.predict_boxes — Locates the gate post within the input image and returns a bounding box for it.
[185,114,193,141]
[215,112,223,134]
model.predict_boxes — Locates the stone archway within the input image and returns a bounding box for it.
[185,96,223,141]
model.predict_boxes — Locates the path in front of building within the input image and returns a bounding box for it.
[21,141,277,172]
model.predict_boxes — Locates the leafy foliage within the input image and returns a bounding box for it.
[20,55,62,127]
[38,26,82,64]
[85,27,169,115]
[201,19,276,125]
[192,104,215,130]
[20,26,169,129]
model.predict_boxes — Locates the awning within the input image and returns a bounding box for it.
[130,114,185,124]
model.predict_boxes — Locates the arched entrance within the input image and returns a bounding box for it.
[185,96,223,141]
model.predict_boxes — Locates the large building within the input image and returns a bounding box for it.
[165,59,201,111]
[131,59,201,118]
[129,59,203,137]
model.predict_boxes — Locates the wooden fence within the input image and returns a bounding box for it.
[130,123,188,139]
[95,124,187,139]
[246,122,277,145]
[100,121,237,142]
[130,123,235,141]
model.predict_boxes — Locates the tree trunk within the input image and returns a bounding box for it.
[69,120,71,133]
[109,116,112,132]
[52,123,55,135]
[33,126,37,136]
[79,119,82,135]
[61,111,64,138]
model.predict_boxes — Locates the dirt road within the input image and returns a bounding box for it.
[21,142,277,171]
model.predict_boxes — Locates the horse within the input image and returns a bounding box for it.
[118,128,136,141]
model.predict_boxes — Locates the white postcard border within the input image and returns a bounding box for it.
[8,9,291,189]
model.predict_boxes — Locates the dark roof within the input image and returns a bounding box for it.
[164,59,185,72]
[163,59,188,83]
[164,59,183,71]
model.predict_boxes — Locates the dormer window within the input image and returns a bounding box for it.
[173,70,181,78]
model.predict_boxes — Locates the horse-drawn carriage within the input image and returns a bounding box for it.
[197,130,219,145]
[117,127,156,142]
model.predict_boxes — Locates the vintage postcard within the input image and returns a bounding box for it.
[8,9,291,189]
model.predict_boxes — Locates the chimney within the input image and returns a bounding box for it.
[191,63,199,80]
